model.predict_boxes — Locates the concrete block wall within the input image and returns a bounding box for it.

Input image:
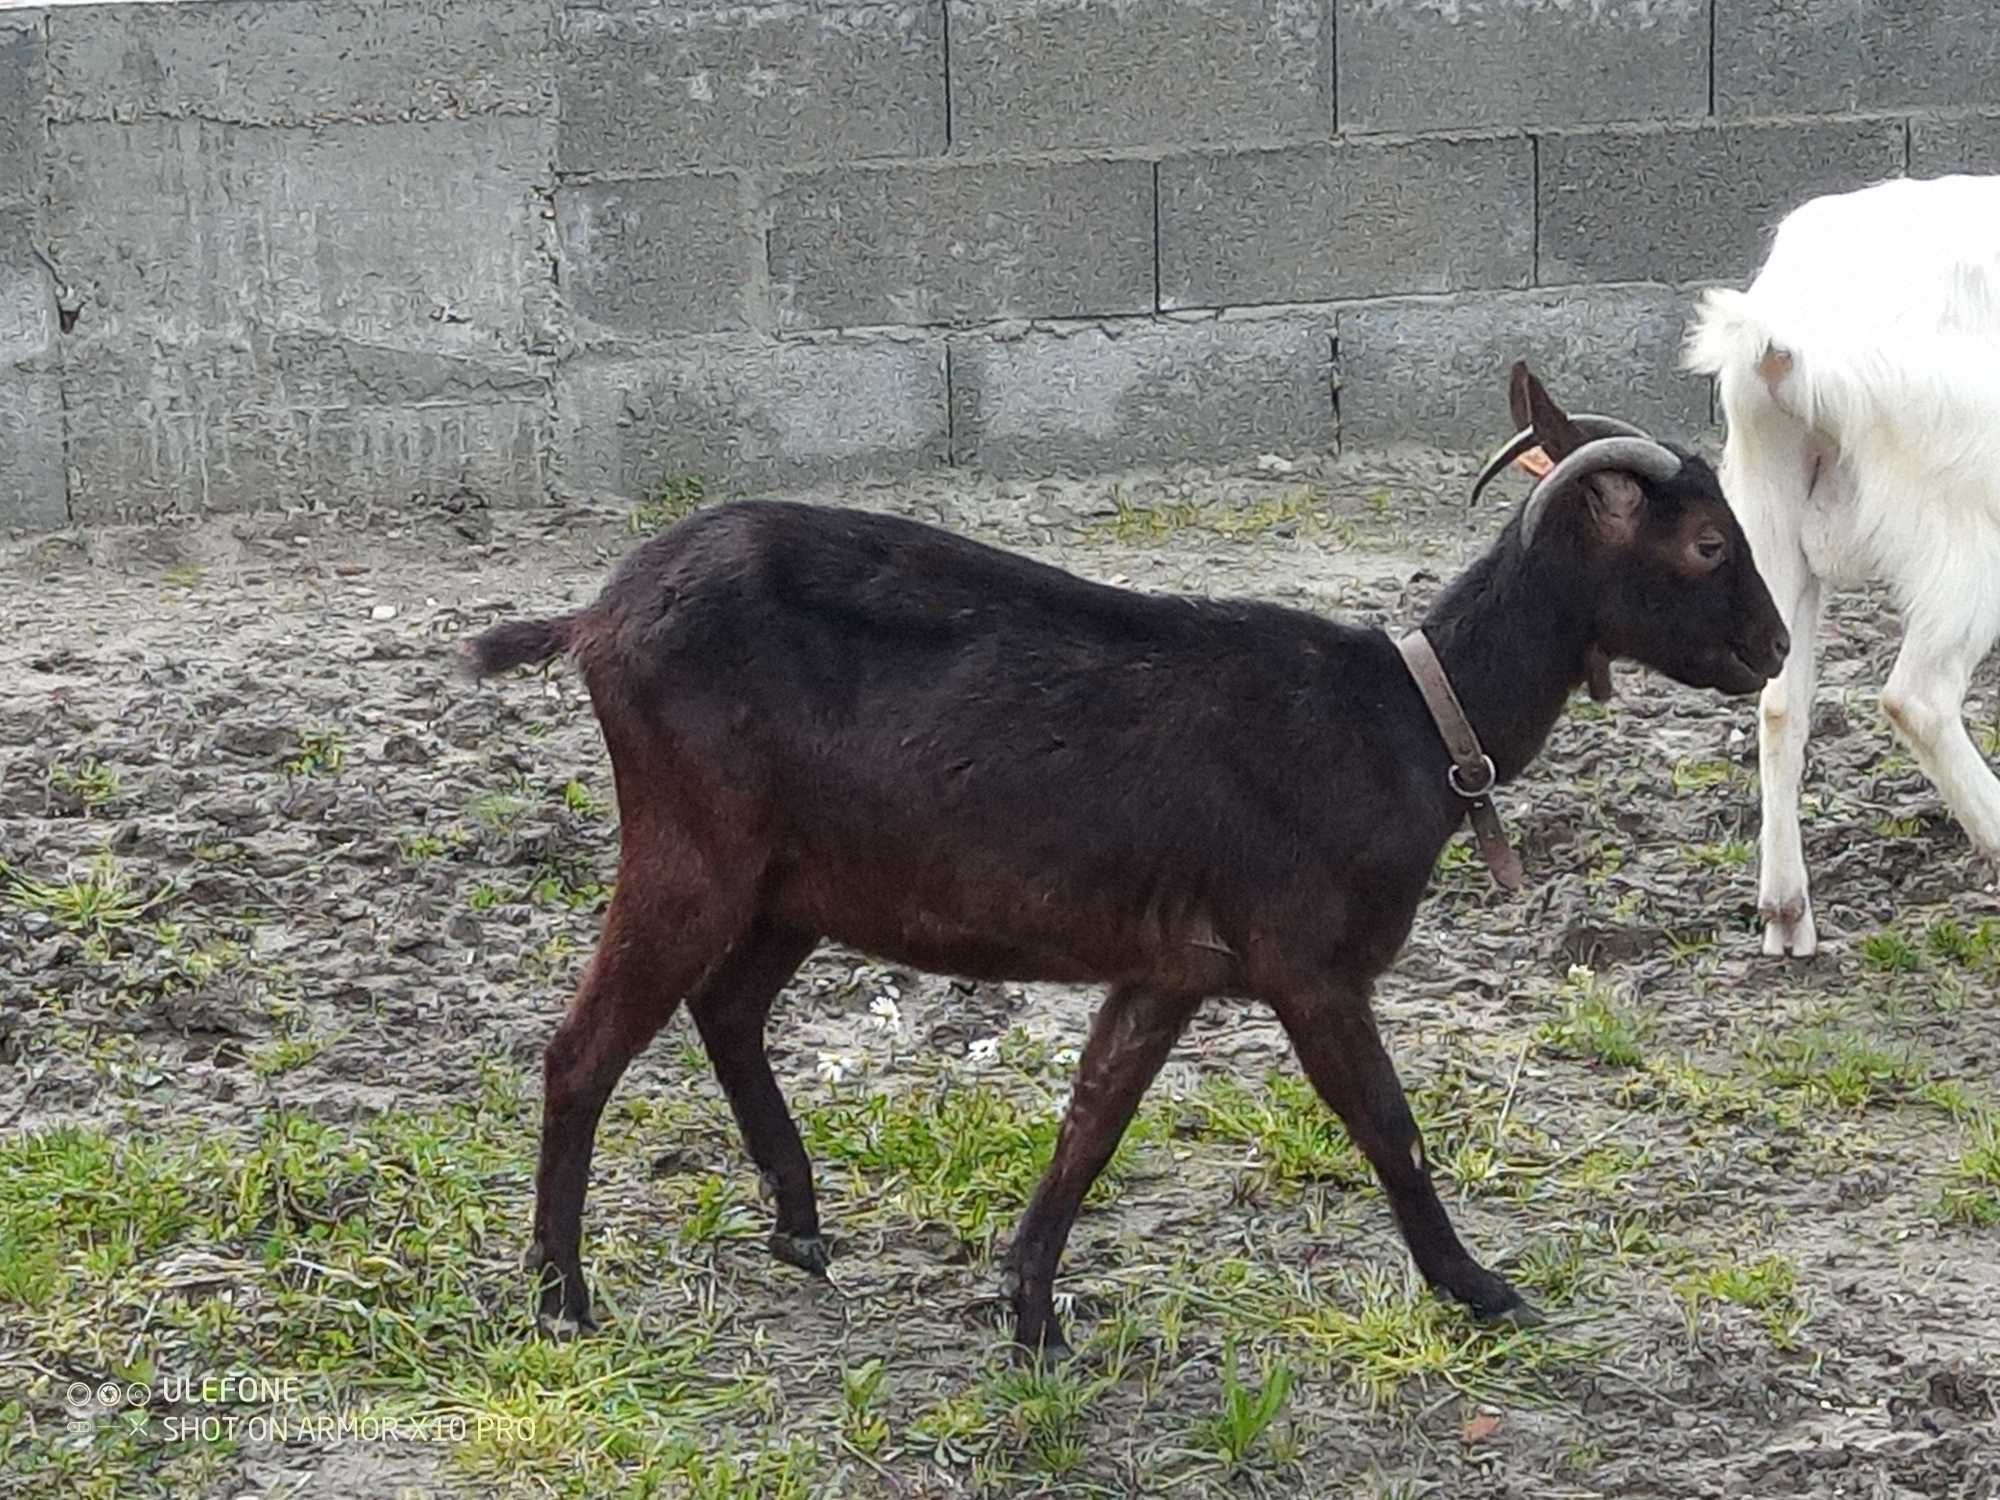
[4,0,2000,527]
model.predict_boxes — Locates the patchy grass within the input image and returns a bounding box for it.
[1682,837,1753,871]
[1090,490,1354,547]
[978,1363,1108,1477]
[1536,966,1649,1068]
[630,474,712,533]
[558,778,607,820]
[247,1033,332,1078]
[284,730,347,778]
[4,853,172,938]
[1225,1266,1587,1406]
[802,1078,1156,1250]
[1613,1054,1803,1131]
[468,789,530,833]
[48,758,122,811]
[0,1092,838,1499]
[1180,1073,1372,1195]
[1669,757,1740,794]
[1860,928,1924,974]
[525,866,613,914]
[1676,1253,1807,1349]
[1191,1342,1296,1468]
[1923,916,1998,970]
[1937,1118,2000,1227]
[1744,1027,1934,1112]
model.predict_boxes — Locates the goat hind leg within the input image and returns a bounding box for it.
[1277,986,1539,1326]
[529,885,750,1335]
[1003,984,1197,1361]
[686,919,828,1274]
[1881,609,2000,872]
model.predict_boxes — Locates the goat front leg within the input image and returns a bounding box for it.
[1757,574,1824,955]
[1275,985,1539,1326]
[1881,610,2000,873]
[1003,984,1199,1361]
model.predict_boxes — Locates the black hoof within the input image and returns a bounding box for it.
[532,1256,597,1337]
[1486,1297,1546,1330]
[769,1231,832,1276]
[535,1302,598,1339]
[1013,1332,1073,1368]
[1463,1289,1544,1329]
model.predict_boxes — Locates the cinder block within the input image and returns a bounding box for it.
[555,335,948,495]
[1911,114,2000,177]
[0,371,67,532]
[948,315,1333,475]
[769,159,1154,330]
[49,117,558,357]
[61,336,551,521]
[1337,288,1710,452]
[1539,120,1906,287]
[46,0,556,126]
[1160,137,1532,309]
[1338,0,1706,132]
[949,0,1330,152]
[1,211,54,370]
[1,17,42,207]
[1718,1,2000,115]
[559,176,762,337]
[559,0,943,172]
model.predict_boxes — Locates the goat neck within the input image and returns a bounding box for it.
[1416,526,1595,787]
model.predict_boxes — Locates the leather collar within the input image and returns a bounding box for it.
[1396,629,1524,892]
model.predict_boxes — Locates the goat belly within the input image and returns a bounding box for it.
[765,847,1239,988]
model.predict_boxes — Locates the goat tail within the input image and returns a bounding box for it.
[1682,287,1779,382]
[458,612,582,680]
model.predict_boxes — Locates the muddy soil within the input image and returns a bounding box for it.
[3,455,1998,1499]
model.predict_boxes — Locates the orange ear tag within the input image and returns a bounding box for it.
[1514,446,1554,480]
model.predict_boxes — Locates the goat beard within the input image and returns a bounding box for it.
[1585,644,1615,701]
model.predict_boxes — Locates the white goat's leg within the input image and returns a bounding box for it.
[1881,611,2000,873]
[1757,571,1824,956]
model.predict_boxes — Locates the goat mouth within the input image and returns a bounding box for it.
[1721,645,1777,692]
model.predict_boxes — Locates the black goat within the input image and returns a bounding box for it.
[463,364,1790,1356]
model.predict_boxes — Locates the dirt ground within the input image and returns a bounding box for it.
[3,456,1998,1500]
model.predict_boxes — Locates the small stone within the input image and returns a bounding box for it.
[370,604,398,621]
[1256,452,1296,475]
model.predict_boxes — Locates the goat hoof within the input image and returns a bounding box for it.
[1758,892,1815,957]
[769,1232,832,1277]
[535,1304,598,1340]
[1013,1331,1073,1367]
[1759,904,1817,958]
[1481,1297,1546,1331]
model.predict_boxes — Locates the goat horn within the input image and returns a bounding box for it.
[1518,436,1684,545]
[1469,415,1660,507]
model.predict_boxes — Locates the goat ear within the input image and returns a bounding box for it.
[1513,361,1587,462]
[1584,472,1646,547]
[1507,360,1536,429]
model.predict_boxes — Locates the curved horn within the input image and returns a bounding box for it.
[1469,415,1660,507]
[1518,436,1683,545]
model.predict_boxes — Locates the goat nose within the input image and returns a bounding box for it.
[1773,625,1792,662]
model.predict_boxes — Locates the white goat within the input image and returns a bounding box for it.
[1683,173,2000,957]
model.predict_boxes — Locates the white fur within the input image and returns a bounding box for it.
[1683,174,2000,957]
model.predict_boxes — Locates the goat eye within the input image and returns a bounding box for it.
[1694,531,1727,564]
